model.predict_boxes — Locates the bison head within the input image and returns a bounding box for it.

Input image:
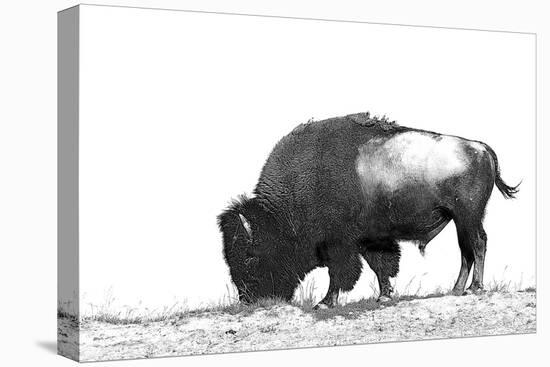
[218,196,299,303]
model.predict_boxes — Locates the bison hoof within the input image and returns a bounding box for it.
[464,287,485,296]
[313,303,330,310]
[451,289,464,296]
[377,296,392,303]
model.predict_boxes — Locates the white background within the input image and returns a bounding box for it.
[0,1,547,367]
[79,4,534,313]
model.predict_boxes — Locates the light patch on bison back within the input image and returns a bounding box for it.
[356,131,469,193]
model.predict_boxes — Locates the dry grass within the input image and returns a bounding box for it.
[292,277,319,310]
[190,296,288,317]
[60,275,535,325]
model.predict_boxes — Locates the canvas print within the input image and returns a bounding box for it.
[58,4,536,362]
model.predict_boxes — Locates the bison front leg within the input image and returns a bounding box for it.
[360,239,401,302]
[314,248,363,309]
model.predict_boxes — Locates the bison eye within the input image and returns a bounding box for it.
[244,257,259,267]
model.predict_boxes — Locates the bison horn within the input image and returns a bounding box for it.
[239,214,252,238]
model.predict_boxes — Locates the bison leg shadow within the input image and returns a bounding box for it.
[360,239,401,301]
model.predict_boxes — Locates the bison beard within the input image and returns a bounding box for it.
[218,112,519,308]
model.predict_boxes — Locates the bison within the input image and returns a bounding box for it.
[218,112,519,309]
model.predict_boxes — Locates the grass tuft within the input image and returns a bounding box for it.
[292,278,318,310]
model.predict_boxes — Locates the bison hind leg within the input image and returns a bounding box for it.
[360,238,401,300]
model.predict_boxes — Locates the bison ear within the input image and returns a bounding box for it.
[239,214,252,238]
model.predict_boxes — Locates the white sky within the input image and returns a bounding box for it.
[78,5,535,314]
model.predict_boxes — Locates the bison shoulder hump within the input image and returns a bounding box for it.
[346,112,399,131]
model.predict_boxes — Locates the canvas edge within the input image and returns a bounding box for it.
[58,4,80,362]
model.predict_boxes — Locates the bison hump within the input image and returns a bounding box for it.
[346,112,398,131]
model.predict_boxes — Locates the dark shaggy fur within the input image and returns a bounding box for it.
[218,112,518,307]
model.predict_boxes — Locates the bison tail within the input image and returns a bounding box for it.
[495,175,521,199]
[482,143,521,199]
